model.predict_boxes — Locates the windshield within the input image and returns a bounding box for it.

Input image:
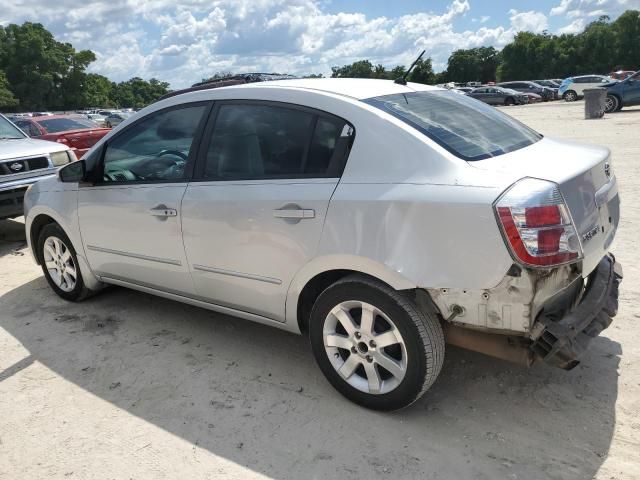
[0,115,27,139]
[364,90,542,161]
[38,117,96,133]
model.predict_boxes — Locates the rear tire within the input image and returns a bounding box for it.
[563,90,577,102]
[309,275,445,411]
[37,223,92,302]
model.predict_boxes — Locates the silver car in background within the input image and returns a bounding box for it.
[23,79,622,410]
[466,86,527,105]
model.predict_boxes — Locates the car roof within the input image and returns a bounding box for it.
[174,78,441,101]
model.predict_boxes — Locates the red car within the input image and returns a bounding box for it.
[13,115,111,158]
[608,70,636,80]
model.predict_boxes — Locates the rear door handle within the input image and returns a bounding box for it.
[273,207,315,219]
[149,205,177,217]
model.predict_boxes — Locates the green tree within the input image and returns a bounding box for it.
[112,77,170,108]
[0,22,96,109]
[445,47,500,83]
[0,71,18,108]
[83,73,115,107]
[408,58,435,84]
[331,60,374,78]
[611,10,640,69]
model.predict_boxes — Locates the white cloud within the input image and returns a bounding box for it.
[508,9,549,33]
[550,0,640,18]
[557,18,587,33]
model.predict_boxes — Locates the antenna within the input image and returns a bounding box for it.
[395,50,426,85]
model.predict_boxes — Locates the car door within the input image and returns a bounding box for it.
[469,88,485,101]
[77,102,210,295]
[486,88,500,105]
[181,101,354,321]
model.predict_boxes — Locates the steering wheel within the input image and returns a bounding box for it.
[158,149,188,161]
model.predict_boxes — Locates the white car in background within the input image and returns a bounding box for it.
[23,78,622,410]
[105,112,133,128]
[86,113,107,127]
[559,75,614,101]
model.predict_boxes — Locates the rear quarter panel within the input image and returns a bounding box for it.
[318,182,512,290]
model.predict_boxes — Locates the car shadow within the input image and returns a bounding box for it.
[0,277,620,479]
[0,218,27,257]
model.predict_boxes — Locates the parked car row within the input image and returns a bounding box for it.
[12,115,111,158]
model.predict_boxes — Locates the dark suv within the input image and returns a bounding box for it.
[604,70,640,112]
[497,81,554,101]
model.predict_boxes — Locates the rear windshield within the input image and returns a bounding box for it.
[38,117,96,133]
[364,90,542,161]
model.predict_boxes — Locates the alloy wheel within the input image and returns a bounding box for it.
[43,236,77,292]
[323,300,407,395]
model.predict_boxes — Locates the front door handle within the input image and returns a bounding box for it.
[273,206,315,219]
[149,205,177,217]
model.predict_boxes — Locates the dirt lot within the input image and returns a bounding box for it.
[1,101,639,480]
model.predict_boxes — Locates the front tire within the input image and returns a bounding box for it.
[309,275,445,411]
[605,94,620,113]
[504,97,515,106]
[563,90,577,102]
[38,223,91,302]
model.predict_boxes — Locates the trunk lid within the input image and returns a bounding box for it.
[472,137,620,276]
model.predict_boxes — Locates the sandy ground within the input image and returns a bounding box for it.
[1,102,639,480]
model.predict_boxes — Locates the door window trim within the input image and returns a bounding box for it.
[192,99,355,182]
[92,101,214,186]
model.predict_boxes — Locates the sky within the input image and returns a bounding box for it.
[1,0,639,88]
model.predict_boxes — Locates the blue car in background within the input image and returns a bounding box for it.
[604,70,640,112]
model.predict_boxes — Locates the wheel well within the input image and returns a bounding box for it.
[296,269,397,334]
[30,214,57,264]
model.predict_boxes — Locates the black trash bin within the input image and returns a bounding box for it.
[584,88,606,119]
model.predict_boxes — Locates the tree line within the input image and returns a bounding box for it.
[331,10,639,84]
[0,23,169,111]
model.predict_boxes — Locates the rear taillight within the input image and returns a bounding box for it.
[495,178,582,267]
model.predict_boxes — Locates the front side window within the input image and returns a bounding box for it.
[203,103,352,180]
[101,104,206,183]
[365,91,541,161]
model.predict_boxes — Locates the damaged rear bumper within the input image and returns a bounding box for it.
[531,254,622,370]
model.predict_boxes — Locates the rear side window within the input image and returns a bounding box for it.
[365,91,541,161]
[202,103,353,180]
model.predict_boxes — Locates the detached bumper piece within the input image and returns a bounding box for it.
[532,254,622,370]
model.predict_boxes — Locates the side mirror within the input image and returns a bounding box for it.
[59,159,86,183]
